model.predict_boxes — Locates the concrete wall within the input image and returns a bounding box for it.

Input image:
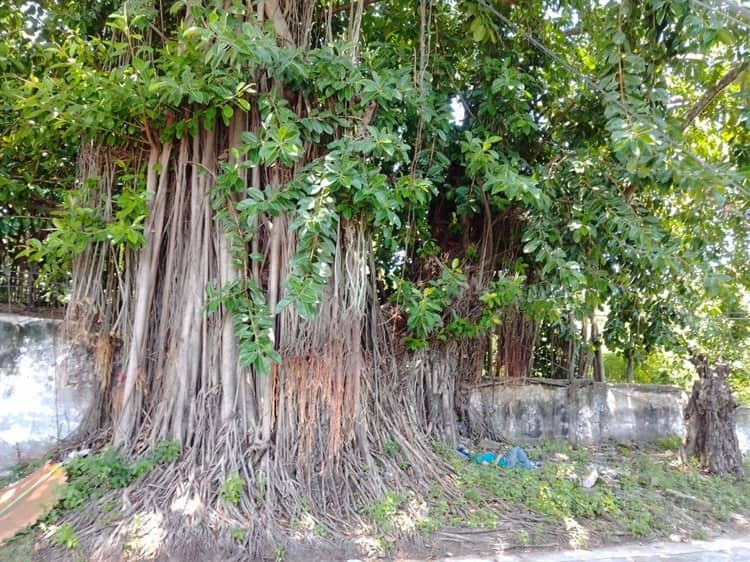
[0,314,94,476]
[737,407,750,455]
[465,380,688,446]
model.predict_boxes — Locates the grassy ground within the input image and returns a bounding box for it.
[1,441,748,561]
[369,439,750,558]
[0,459,44,490]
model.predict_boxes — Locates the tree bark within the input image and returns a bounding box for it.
[625,355,634,384]
[591,313,605,382]
[566,310,575,382]
[684,355,745,479]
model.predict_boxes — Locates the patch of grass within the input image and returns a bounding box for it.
[466,507,498,528]
[653,436,682,451]
[426,440,749,547]
[0,528,36,562]
[692,529,709,540]
[46,441,182,522]
[57,447,138,512]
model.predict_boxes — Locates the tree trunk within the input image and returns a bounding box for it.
[591,313,605,383]
[625,355,634,383]
[566,310,575,382]
[684,355,745,479]
[496,307,536,378]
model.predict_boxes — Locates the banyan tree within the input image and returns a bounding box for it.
[7,0,748,556]
[56,0,463,557]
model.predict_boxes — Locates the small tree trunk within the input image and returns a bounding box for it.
[566,311,575,382]
[625,355,634,383]
[591,313,605,382]
[684,355,744,479]
[577,315,590,378]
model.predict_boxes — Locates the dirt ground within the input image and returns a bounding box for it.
[1,444,748,562]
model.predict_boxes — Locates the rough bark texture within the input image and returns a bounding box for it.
[684,355,745,479]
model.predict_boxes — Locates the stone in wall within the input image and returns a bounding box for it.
[0,314,94,476]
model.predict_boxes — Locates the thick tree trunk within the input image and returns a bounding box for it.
[684,355,744,479]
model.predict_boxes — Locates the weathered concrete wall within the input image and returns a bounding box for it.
[737,406,750,456]
[0,314,94,476]
[465,380,688,446]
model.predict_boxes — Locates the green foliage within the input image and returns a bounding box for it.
[366,491,404,532]
[0,528,36,562]
[50,522,79,550]
[382,440,401,457]
[2,0,749,402]
[513,529,530,547]
[603,350,696,388]
[62,447,136,509]
[229,527,247,541]
[394,261,467,348]
[57,442,179,512]
[150,440,181,464]
[220,472,246,506]
[428,441,750,543]
[205,280,280,374]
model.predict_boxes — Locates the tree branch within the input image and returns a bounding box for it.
[331,0,379,15]
[682,60,747,132]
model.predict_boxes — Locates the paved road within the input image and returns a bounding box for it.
[429,536,750,561]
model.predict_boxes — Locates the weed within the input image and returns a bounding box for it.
[692,529,709,540]
[274,545,285,562]
[230,527,247,541]
[150,440,181,463]
[417,515,441,535]
[466,508,498,528]
[366,492,403,531]
[256,478,267,508]
[221,472,246,505]
[424,441,749,547]
[617,444,633,457]
[513,529,530,547]
[50,523,79,549]
[55,442,180,516]
[382,440,401,457]
[101,500,119,514]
